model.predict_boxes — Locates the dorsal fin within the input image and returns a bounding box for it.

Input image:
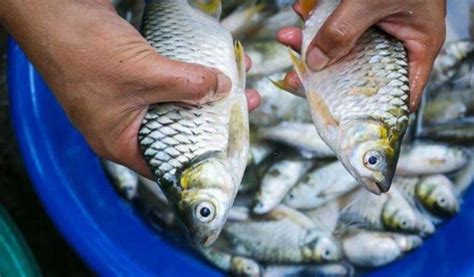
[189,0,222,20]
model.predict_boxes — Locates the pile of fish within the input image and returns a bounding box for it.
[105,0,474,276]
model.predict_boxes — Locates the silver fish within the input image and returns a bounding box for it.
[284,162,358,210]
[139,0,249,246]
[342,231,422,268]
[250,7,301,40]
[249,73,312,127]
[338,186,429,235]
[292,0,410,194]
[260,122,335,158]
[431,40,474,87]
[254,158,313,214]
[198,246,261,277]
[395,175,460,219]
[102,160,139,200]
[263,263,354,277]
[246,41,293,77]
[396,143,469,176]
[224,205,342,263]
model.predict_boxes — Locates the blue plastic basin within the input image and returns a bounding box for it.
[7,37,474,276]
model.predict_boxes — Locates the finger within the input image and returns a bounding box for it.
[246,89,261,111]
[277,27,303,52]
[306,1,387,71]
[284,70,305,97]
[140,54,232,105]
[245,54,252,72]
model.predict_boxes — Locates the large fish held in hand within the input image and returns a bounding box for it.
[138,0,249,247]
[288,0,410,194]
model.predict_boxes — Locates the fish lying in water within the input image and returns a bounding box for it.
[139,0,249,247]
[287,0,410,194]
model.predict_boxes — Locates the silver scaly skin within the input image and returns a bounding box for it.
[293,0,410,194]
[224,206,342,264]
[198,246,261,277]
[341,231,422,268]
[138,0,249,247]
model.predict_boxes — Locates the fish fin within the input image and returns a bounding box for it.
[305,91,339,143]
[189,0,222,20]
[270,78,306,98]
[300,0,318,19]
[288,48,307,81]
[234,41,246,90]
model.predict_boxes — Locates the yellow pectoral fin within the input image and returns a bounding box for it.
[234,41,246,89]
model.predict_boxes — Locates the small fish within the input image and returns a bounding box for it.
[224,206,342,263]
[246,41,293,77]
[198,246,261,277]
[284,162,358,210]
[254,158,313,214]
[249,73,311,127]
[250,7,301,40]
[396,143,469,176]
[289,0,410,194]
[418,121,474,145]
[263,263,354,277]
[260,122,335,158]
[139,0,249,247]
[248,140,275,167]
[338,187,427,235]
[422,97,467,125]
[431,40,474,87]
[342,231,422,268]
[395,175,460,219]
[102,160,139,200]
[221,4,267,39]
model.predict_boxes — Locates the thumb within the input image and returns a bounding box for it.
[305,1,387,71]
[139,53,233,105]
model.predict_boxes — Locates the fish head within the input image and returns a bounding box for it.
[382,199,418,233]
[284,183,317,210]
[416,175,460,217]
[175,157,236,247]
[231,257,261,277]
[303,231,342,263]
[339,120,399,195]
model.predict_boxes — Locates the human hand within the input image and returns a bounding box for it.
[1,0,260,177]
[277,0,446,111]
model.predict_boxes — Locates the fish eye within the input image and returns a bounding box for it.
[363,151,383,170]
[195,201,216,223]
[437,196,447,207]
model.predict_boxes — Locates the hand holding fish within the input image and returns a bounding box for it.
[278,0,446,111]
[0,0,260,177]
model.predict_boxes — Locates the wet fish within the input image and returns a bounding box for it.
[246,41,293,77]
[338,187,428,235]
[284,162,358,210]
[249,73,311,127]
[342,231,422,268]
[250,7,301,40]
[418,121,474,145]
[139,0,249,247]
[198,246,261,277]
[396,143,469,176]
[263,263,354,277]
[221,4,268,39]
[224,206,342,263]
[453,157,474,194]
[395,175,460,219]
[102,160,139,200]
[290,0,410,194]
[254,158,313,214]
[431,40,474,87]
[260,122,335,158]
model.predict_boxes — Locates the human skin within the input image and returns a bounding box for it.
[277,0,446,112]
[0,0,260,177]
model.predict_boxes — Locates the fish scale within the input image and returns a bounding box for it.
[138,0,248,246]
[289,0,410,194]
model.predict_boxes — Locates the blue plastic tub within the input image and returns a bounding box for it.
[7,37,474,276]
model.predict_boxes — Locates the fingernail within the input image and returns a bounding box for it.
[306,47,329,71]
[215,74,232,99]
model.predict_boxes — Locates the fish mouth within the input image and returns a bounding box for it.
[362,178,390,195]
[191,230,220,247]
